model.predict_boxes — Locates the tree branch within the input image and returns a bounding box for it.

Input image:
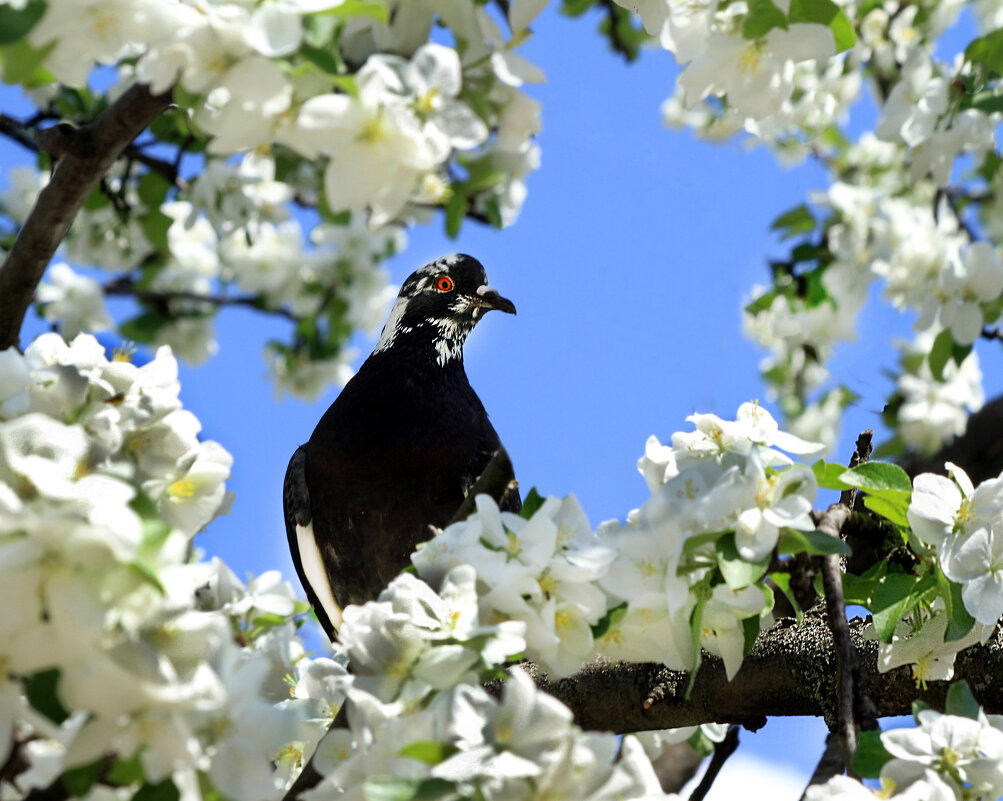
[800,733,845,800]
[0,83,173,349]
[814,430,874,775]
[102,276,298,321]
[0,110,185,190]
[816,505,857,771]
[522,614,1003,734]
[687,726,739,801]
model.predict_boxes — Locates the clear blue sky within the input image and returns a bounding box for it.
[5,4,1003,793]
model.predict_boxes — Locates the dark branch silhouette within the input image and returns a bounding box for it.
[0,83,172,350]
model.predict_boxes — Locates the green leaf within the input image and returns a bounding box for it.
[129,558,166,594]
[363,778,456,801]
[82,185,111,211]
[851,730,893,778]
[0,1,46,45]
[966,29,1003,74]
[937,568,976,643]
[132,492,173,558]
[107,755,145,786]
[140,209,172,253]
[716,532,770,589]
[967,86,1003,113]
[26,669,69,723]
[788,0,856,52]
[682,529,729,554]
[137,171,171,209]
[0,37,55,87]
[770,203,815,239]
[928,328,954,382]
[252,612,290,628]
[133,780,180,801]
[769,571,803,624]
[912,699,932,721]
[444,189,465,238]
[520,487,545,520]
[742,0,788,39]
[63,758,106,797]
[687,597,707,698]
[300,44,344,75]
[777,528,851,556]
[945,680,981,719]
[745,289,778,316]
[842,561,887,607]
[871,573,937,643]
[686,727,716,757]
[591,601,627,640]
[952,341,972,368]
[331,74,359,98]
[863,493,910,528]
[812,459,853,490]
[120,310,170,344]
[742,614,761,656]
[310,0,389,23]
[839,462,911,495]
[561,0,596,16]
[397,741,459,766]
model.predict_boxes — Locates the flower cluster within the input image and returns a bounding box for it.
[253,564,677,801]
[20,0,543,228]
[908,462,1003,625]
[0,0,545,400]
[2,155,404,395]
[648,0,1003,454]
[413,401,821,681]
[744,144,999,453]
[807,690,1003,800]
[306,667,674,801]
[0,333,327,801]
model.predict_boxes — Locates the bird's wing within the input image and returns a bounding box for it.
[453,435,522,525]
[283,444,343,639]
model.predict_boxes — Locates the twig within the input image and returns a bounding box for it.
[281,703,348,801]
[817,529,856,771]
[0,109,187,191]
[102,276,298,321]
[984,327,1003,344]
[687,725,740,801]
[799,732,846,800]
[0,83,173,349]
[0,113,41,152]
[814,430,874,777]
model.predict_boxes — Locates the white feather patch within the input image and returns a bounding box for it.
[375,296,410,353]
[296,521,343,632]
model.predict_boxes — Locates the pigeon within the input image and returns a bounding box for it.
[283,253,520,639]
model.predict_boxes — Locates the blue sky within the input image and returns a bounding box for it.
[5,4,1003,794]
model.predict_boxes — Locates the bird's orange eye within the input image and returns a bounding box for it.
[436,276,454,292]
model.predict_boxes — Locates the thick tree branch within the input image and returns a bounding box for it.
[522,615,1003,734]
[0,83,172,350]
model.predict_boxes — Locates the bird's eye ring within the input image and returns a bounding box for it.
[436,276,454,292]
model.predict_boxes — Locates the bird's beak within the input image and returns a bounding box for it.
[474,285,517,315]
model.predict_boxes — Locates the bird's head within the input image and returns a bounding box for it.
[374,254,516,367]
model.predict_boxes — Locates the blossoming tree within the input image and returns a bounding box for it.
[1,1,1003,801]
